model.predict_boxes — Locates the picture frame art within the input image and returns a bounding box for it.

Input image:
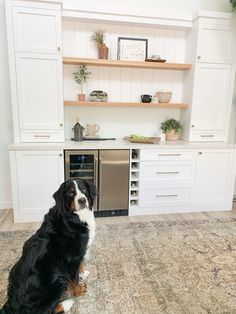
[117,37,148,61]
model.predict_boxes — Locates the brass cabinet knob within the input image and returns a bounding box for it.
[191,124,195,128]
[60,123,63,127]
[59,153,62,157]
[57,47,61,52]
[197,56,201,60]
[198,152,202,155]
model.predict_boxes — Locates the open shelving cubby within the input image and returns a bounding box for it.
[129,149,140,210]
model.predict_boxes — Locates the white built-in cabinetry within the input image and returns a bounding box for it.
[130,148,235,216]
[10,150,64,222]
[6,1,64,142]
[182,13,234,142]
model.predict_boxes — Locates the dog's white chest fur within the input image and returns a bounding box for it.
[77,208,96,249]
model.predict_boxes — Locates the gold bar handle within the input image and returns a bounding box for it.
[200,135,214,138]
[156,171,179,174]
[158,153,181,156]
[156,194,178,198]
[34,134,50,138]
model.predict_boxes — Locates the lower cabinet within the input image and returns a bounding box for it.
[10,150,64,222]
[194,150,236,211]
[131,149,236,216]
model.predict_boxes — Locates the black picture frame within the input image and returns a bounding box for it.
[117,37,148,61]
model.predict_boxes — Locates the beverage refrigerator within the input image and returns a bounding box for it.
[65,150,130,217]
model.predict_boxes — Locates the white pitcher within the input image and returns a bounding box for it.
[86,124,100,137]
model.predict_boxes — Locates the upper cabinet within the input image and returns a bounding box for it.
[15,52,64,142]
[196,23,232,64]
[6,0,64,143]
[12,6,62,54]
[182,12,234,142]
[189,63,231,141]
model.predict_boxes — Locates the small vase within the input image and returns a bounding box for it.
[78,94,85,101]
[165,130,180,141]
[98,44,109,59]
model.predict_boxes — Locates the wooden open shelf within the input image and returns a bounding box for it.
[63,57,192,71]
[64,101,188,109]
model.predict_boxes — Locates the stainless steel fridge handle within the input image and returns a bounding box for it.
[94,157,98,185]
[99,157,102,208]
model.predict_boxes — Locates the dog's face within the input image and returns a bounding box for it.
[53,179,96,213]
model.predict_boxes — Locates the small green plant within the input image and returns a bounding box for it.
[230,0,236,10]
[73,65,91,94]
[90,29,106,47]
[160,118,182,134]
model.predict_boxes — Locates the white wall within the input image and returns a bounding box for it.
[0,0,13,209]
[0,0,234,209]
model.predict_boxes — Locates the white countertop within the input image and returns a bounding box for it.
[8,139,236,151]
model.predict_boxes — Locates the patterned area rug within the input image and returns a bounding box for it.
[0,218,236,314]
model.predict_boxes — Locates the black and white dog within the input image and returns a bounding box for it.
[1,178,96,314]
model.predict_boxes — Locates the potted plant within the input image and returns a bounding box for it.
[230,0,236,10]
[73,65,91,101]
[160,118,182,141]
[90,29,109,59]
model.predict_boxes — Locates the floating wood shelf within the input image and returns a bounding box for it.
[63,57,192,71]
[64,101,188,109]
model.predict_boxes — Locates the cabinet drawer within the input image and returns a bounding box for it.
[189,131,224,142]
[20,130,64,142]
[140,162,193,188]
[140,150,194,161]
[140,188,191,207]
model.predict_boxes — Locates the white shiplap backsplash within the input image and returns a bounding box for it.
[63,20,187,139]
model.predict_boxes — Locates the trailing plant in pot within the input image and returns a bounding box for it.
[73,65,91,101]
[160,118,182,141]
[90,29,109,59]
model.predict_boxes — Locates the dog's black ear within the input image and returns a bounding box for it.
[85,180,97,209]
[53,182,65,211]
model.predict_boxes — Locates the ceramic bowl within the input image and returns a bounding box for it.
[156,92,172,103]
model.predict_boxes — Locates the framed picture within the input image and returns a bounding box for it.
[117,37,148,61]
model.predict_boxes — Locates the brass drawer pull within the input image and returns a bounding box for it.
[156,194,178,198]
[158,154,181,156]
[156,171,180,174]
[33,134,50,138]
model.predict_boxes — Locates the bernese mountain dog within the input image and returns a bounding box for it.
[0,178,96,314]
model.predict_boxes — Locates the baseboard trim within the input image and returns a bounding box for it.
[0,202,12,210]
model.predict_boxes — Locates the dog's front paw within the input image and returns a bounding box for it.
[73,282,87,297]
[55,299,74,313]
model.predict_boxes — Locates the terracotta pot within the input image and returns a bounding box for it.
[98,44,109,59]
[165,130,181,141]
[78,93,85,101]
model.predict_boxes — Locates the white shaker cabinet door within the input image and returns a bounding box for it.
[196,24,232,64]
[15,53,64,136]
[11,150,64,222]
[12,7,61,54]
[190,63,231,136]
[194,150,234,211]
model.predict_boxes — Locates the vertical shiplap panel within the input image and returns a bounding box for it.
[130,68,143,103]
[175,30,187,62]
[120,68,132,102]
[62,21,76,56]
[75,22,88,57]
[108,68,121,102]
